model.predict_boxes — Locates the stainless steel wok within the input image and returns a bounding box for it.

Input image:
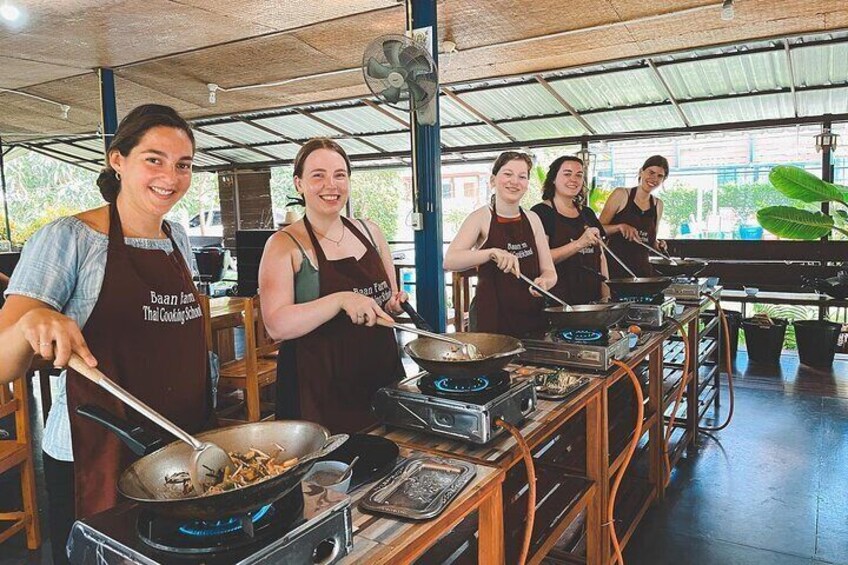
[543,301,632,330]
[404,332,525,377]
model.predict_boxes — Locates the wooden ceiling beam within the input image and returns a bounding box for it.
[646,59,691,128]
[534,74,596,135]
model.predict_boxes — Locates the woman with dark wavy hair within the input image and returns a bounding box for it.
[530,155,609,304]
[0,104,204,564]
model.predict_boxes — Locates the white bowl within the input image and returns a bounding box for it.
[744,287,759,296]
[303,460,351,493]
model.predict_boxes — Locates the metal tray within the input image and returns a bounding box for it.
[533,369,592,400]
[359,457,476,520]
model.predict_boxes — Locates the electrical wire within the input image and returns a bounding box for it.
[608,360,645,565]
[664,317,690,487]
[699,293,735,431]
[495,418,536,565]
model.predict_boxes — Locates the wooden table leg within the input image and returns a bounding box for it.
[478,483,504,565]
[585,393,603,565]
[649,345,664,501]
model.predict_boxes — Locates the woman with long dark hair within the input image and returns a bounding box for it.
[531,155,609,304]
[444,151,556,337]
[0,104,205,564]
[599,155,669,277]
[259,139,406,434]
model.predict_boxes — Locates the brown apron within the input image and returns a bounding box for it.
[275,216,403,434]
[67,205,207,519]
[475,204,545,337]
[608,187,657,278]
[547,200,603,304]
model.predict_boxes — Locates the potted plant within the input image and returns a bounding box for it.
[756,165,848,367]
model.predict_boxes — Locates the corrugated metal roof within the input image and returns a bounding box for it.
[315,105,402,134]
[192,152,231,167]
[797,87,848,117]
[659,51,789,100]
[252,113,339,140]
[584,105,681,134]
[47,142,103,161]
[193,130,230,150]
[259,143,301,160]
[442,124,510,147]
[791,42,848,88]
[551,68,666,112]
[209,147,270,163]
[439,95,480,126]
[458,83,562,120]
[334,138,375,155]
[500,116,586,141]
[367,132,411,152]
[202,121,280,145]
[74,137,105,154]
[682,93,794,126]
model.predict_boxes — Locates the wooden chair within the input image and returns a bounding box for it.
[203,295,279,424]
[0,376,41,549]
[452,269,478,332]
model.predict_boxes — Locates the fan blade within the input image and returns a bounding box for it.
[366,57,393,80]
[406,80,431,106]
[404,56,432,75]
[383,39,403,68]
[382,86,402,104]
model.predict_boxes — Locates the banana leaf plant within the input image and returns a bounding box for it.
[756,165,848,239]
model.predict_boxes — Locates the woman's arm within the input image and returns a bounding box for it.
[599,188,638,239]
[0,297,96,384]
[655,198,668,251]
[443,208,494,272]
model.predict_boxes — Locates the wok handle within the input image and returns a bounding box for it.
[598,240,638,279]
[68,354,204,451]
[634,239,677,263]
[376,318,466,347]
[400,300,434,332]
[76,404,163,456]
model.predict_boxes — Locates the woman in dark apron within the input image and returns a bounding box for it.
[531,155,609,304]
[444,151,556,338]
[259,139,405,434]
[0,105,206,564]
[599,155,669,278]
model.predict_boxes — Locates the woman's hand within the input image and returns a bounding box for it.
[527,276,554,298]
[489,248,520,277]
[338,292,394,327]
[16,308,97,368]
[577,227,602,249]
[655,239,669,253]
[617,223,640,242]
[385,291,408,315]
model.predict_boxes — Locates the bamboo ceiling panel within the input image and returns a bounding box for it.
[0,55,85,90]
[605,0,717,20]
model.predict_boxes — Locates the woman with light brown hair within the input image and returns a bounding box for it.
[444,151,556,337]
[259,138,406,433]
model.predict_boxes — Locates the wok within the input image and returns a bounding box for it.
[605,276,672,298]
[544,301,632,330]
[404,332,525,378]
[649,258,708,278]
[78,405,346,520]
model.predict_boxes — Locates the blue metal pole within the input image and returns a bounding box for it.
[408,0,446,332]
[98,68,118,155]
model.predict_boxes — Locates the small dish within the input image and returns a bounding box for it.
[304,460,351,493]
[744,287,759,297]
[534,369,591,400]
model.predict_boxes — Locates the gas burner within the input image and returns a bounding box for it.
[138,488,303,554]
[614,293,665,305]
[555,329,608,345]
[417,372,511,398]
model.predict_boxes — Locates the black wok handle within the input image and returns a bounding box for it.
[580,265,609,281]
[400,300,434,332]
[76,404,164,457]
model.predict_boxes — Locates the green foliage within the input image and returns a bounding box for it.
[350,169,402,240]
[756,206,834,240]
[769,165,846,204]
[759,165,848,240]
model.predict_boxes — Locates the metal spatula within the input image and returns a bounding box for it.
[376,318,482,360]
[68,354,234,494]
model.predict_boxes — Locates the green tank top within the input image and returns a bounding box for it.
[281,220,378,304]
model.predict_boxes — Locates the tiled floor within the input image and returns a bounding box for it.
[2,351,847,564]
[625,352,848,565]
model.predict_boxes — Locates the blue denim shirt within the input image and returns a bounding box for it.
[4,216,197,461]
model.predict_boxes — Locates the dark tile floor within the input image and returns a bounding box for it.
[2,351,847,564]
[625,351,848,565]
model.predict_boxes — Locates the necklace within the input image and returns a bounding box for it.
[313,223,346,246]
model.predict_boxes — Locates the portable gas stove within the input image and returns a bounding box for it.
[519,328,631,371]
[665,277,709,302]
[67,484,352,564]
[619,295,677,329]
[372,371,536,444]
